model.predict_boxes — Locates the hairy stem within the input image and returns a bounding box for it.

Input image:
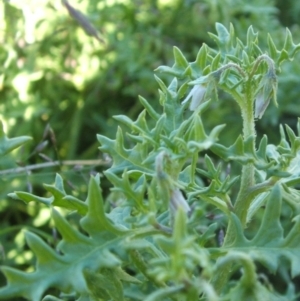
[227,78,256,238]
[212,79,256,293]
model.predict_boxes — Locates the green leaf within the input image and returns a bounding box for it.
[267,34,279,60]
[104,170,148,212]
[211,52,221,70]
[225,185,300,277]
[9,174,88,215]
[81,175,127,236]
[114,110,159,147]
[138,96,160,121]
[84,268,124,301]
[208,23,231,53]
[211,135,253,163]
[0,176,132,301]
[283,28,297,55]
[42,296,65,301]
[154,47,189,78]
[224,277,288,301]
[191,44,208,75]
[97,127,154,175]
[0,121,31,157]
[246,25,258,49]
[173,46,189,70]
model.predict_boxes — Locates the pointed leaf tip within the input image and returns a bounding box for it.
[80,175,126,236]
[173,46,189,69]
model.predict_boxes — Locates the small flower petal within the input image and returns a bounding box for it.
[181,86,196,104]
[182,85,206,111]
[255,93,270,119]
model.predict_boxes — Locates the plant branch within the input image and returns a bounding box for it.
[212,71,257,294]
[249,54,275,79]
[0,159,110,176]
[213,63,247,79]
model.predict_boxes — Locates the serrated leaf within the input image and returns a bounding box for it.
[225,185,300,277]
[104,170,148,212]
[214,23,230,49]
[173,46,189,70]
[246,25,258,49]
[211,135,249,162]
[97,127,154,175]
[81,175,127,236]
[278,49,289,65]
[155,47,189,78]
[188,44,208,78]
[8,191,52,206]
[9,174,87,215]
[283,28,296,54]
[0,176,132,301]
[114,111,158,147]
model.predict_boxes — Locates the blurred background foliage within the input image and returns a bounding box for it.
[0,0,300,294]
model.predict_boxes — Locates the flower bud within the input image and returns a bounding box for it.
[254,92,270,119]
[169,188,191,215]
[182,85,206,111]
[254,69,277,119]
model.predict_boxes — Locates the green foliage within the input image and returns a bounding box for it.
[0,0,295,162]
[1,2,299,271]
[0,175,135,301]
[2,21,300,301]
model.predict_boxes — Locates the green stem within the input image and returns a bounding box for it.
[249,54,275,79]
[211,55,276,294]
[212,80,256,293]
[226,80,256,241]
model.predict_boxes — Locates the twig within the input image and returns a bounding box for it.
[0,159,110,176]
[62,0,105,44]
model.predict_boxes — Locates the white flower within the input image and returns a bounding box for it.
[254,93,270,119]
[182,85,206,111]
